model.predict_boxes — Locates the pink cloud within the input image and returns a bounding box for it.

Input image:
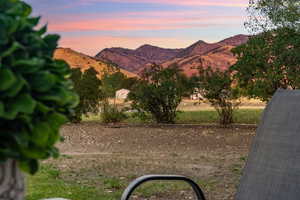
[77,0,248,7]
[48,15,243,32]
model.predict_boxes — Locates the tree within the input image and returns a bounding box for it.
[70,67,103,122]
[128,64,193,124]
[231,28,300,101]
[231,0,300,101]
[100,70,135,123]
[246,0,300,33]
[69,68,83,122]
[0,0,78,199]
[101,70,138,98]
[101,71,128,98]
[194,67,240,126]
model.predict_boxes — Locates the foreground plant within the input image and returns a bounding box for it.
[0,0,78,199]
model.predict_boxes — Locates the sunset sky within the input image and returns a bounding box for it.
[24,0,249,56]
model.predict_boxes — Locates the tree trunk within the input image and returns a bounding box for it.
[0,160,24,200]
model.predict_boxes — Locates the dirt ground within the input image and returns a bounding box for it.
[50,123,257,200]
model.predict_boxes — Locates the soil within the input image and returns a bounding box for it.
[49,123,257,200]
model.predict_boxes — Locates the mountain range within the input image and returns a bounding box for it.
[54,34,249,78]
[95,34,249,76]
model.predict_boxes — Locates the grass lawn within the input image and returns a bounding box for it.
[26,165,115,200]
[84,109,264,125]
[177,109,264,125]
[26,164,207,200]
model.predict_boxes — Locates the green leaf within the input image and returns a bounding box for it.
[27,16,40,26]
[43,34,60,50]
[20,146,48,160]
[0,41,23,58]
[37,87,71,105]
[0,102,4,117]
[4,94,36,120]
[47,130,60,147]
[3,74,26,97]
[0,68,17,91]
[30,71,56,92]
[36,25,47,36]
[13,131,29,147]
[31,122,51,147]
[13,58,44,74]
[49,147,60,158]
[47,112,68,130]
[36,102,52,114]
[19,159,39,175]
[44,113,67,146]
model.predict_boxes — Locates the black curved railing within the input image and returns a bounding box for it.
[120,175,206,200]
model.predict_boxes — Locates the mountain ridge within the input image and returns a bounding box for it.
[54,48,137,78]
[95,34,249,75]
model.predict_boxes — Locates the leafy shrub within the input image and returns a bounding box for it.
[128,64,193,124]
[100,100,127,123]
[194,67,240,126]
[0,0,78,174]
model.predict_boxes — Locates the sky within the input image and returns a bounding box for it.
[24,0,249,56]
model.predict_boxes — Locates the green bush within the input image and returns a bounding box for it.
[0,0,78,174]
[128,64,193,124]
[100,101,127,123]
[194,67,240,126]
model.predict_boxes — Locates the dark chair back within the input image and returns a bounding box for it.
[236,89,300,200]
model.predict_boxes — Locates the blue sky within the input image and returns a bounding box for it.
[24,0,249,55]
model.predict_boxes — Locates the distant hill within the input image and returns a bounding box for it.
[95,34,249,76]
[95,45,182,73]
[54,48,137,78]
[163,45,238,76]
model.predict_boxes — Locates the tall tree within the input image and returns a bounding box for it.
[231,28,300,101]
[232,0,300,101]
[246,0,300,33]
[70,67,103,122]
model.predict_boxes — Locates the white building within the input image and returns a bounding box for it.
[190,88,204,100]
[116,89,130,99]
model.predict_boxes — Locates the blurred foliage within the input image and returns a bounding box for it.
[0,0,78,174]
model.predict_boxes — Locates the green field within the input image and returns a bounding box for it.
[26,164,208,200]
[177,109,264,125]
[84,109,264,125]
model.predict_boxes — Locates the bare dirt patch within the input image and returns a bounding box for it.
[48,123,256,200]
